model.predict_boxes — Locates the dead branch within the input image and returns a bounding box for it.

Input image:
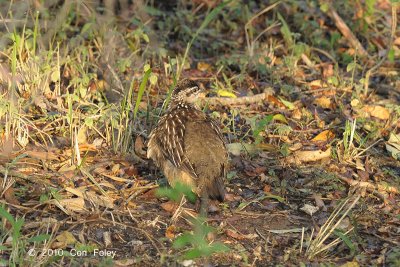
[201,91,273,106]
[328,6,368,56]
[337,174,398,203]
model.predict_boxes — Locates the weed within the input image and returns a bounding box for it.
[156,183,229,261]
[0,205,51,266]
[173,216,229,260]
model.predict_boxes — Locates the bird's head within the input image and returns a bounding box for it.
[170,79,203,105]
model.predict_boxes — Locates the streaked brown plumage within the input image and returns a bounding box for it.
[147,79,227,202]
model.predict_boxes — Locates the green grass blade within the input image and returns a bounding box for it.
[134,68,151,120]
[277,12,293,47]
[334,229,356,255]
[0,205,15,226]
[33,11,39,55]
[28,234,51,243]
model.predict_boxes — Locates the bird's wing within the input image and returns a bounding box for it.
[210,117,228,176]
[149,108,227,181]
[208,117,227,148]
[149,108,199,178]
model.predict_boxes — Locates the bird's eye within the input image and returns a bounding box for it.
[184,87,198,97]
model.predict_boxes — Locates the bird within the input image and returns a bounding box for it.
[147,79,228,210]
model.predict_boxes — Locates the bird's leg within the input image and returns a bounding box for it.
[199,191,209,217]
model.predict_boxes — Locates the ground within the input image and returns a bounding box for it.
[0,0,399,266]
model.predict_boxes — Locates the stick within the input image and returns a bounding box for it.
[201,91,273,106]
[328,6,367,56]
[337,174,398,204]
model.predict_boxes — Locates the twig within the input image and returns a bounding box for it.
[255,228,268,243]
[328,5,367,56]
[337,174,398,204]
[201,91,273,106]
[310,47,338,65]
[338,174,398,195]
[300,226,305,253]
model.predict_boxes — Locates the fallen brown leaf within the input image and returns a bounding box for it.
[165,225,176,239]
[160,201,179,213]
[309,80,327,89]
[363,105,390,120]
[263,184,271,193]
[312,130,335,142]
[25,150,59,161]
[197,62,212,72]
[65,187,115,209]
[52,231,77,249]
[3,187,20,205]
[225,229,257,240]
[57,198,87,213]
[314,96,333,109]
[285,147,332,164]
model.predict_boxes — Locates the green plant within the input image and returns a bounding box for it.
[251,114,273,144]
[156,183,229,260]
[173,216,229,260]
[0,205,51,266]
[156,182,197,204]
[337,119,382,163]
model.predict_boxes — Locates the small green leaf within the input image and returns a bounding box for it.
[184,248,202,259]
[79,85,87,98]
[173,233,193,249]
[327,76,339,86]
[156,182,197,203]
[0,205,15,225]
[253,114,273,144]
[264,193,286,203]
[280,143,290,157]
[142,33,149,43]
[156,187,181,202]
[278,97,295,110]
[334,229,356,255]
[50,70,60,82]
[388,48,395,63]
[143,64,151,72]
[273,114,288,124]
[84,117,94,128]
[210,242,230,253]
[39,193,49,203]
[216,89,236,98]
[237,202,247,210]
[143,6,163,16]
[320,2,330,12]
[346,62,359,72]
[227,171,237,180]
[133,68,151,119]
[81,22,93,35]
[365,0,377,16]
[277,12,293,47]
[149,73,158,85]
